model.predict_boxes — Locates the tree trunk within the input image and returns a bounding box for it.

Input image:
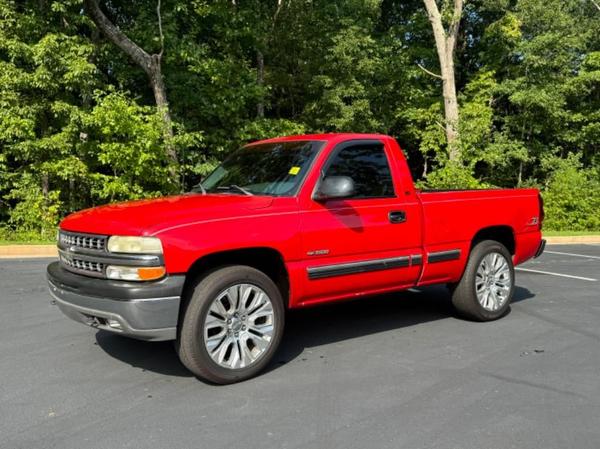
[83,0,179,183]
[148,55,177,167]
[422,0,463,162]
[256,49,265,119]
[442,53,459,161]
[41,173,49,201]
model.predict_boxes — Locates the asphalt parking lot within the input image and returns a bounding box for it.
[1,244,599,449]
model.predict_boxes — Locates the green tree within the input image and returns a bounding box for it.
[1,0,599,237]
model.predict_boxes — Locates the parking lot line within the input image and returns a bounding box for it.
[516,267,597,282]
[544,250,600,260]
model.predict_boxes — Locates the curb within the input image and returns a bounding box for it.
[0,245,57,258]
[544,236,600,244]
[1,236,599,258]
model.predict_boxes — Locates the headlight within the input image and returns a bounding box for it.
[107,236,162,254]
[106,265,166,281]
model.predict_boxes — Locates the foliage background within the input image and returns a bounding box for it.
[0,0,599,240]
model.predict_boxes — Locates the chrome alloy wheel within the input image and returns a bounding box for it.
[203,283,275,369]
[475,252,512,311]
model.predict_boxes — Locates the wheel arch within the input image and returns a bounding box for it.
[181,247,290,310]
[470,225,516,255]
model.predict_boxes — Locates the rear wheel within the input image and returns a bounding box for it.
[177,265,285,384]
[452,240,514,321]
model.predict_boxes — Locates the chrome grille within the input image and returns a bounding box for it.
[58,231,108,277]
[59,231,106,251]
[60,253,105,274]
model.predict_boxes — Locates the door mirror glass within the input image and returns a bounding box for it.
[314,176,355,201]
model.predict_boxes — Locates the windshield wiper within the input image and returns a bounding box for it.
[216,185,254,196]
[192,182,207,195]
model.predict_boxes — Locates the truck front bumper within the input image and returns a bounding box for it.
[47,262,185,341]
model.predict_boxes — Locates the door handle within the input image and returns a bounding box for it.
[389,210,406,224]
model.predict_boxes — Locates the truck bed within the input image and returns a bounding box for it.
[415,188,542,286]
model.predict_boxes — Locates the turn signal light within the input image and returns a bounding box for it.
[137,267,167,280]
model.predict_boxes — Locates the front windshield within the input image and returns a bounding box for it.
[196,140,323,196]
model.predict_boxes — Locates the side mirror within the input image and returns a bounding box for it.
[314,176,355,201]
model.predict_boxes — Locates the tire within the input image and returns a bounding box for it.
[176,265,285,384]
[451,240,514,321]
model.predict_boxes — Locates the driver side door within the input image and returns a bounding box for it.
[297,139,422,304]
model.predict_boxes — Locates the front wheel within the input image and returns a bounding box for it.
[176,266,285,384]
[451,240,514,321]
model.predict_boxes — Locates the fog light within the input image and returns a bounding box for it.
[106,265,166,281]
[107,319,122,329]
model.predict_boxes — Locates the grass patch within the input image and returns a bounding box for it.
[0,229,55,245]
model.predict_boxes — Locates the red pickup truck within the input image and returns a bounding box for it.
[47,133,545,383]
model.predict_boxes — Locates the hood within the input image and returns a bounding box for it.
[60,194,275,236]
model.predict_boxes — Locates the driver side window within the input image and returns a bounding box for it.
[324,143,394,199]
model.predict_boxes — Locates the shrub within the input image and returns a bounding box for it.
[542,155,600,231]
[418,162,485,190]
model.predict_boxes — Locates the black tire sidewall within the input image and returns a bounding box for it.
[455,240,515,321]
[178,266,285,384]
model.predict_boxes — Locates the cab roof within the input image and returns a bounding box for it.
[251,133,392,145]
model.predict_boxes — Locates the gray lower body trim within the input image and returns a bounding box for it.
[48,279,179,341]
[47,261,184,300]
[427,249,461,263]
[308,255,423,280]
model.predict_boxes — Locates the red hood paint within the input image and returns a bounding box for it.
[60,194,275,236]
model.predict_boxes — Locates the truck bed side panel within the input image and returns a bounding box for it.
[417,189,542,285]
